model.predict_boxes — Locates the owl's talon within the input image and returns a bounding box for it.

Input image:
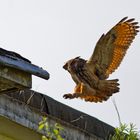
[63,93,73,99]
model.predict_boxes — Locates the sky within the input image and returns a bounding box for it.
[0,0,140,129]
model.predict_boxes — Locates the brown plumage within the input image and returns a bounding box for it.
[63,17,139,103]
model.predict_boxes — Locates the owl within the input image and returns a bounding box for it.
[63,17,139,103]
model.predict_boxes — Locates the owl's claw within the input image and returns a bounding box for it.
[63,93,73,99]
[63,93,81,99]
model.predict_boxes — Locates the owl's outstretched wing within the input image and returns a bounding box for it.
[87,17,139,79]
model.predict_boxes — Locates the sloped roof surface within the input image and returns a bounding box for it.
[6,89,114,139]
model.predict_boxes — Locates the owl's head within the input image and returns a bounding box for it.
[63,56,86,74]
[63,57,80,71]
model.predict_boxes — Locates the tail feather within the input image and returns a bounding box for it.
[98,79,120,94]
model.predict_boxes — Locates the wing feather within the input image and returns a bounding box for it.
[87,17,139,78]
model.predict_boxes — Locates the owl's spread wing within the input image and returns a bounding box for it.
[87,17,139,79]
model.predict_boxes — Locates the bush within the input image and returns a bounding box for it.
[109,123,140,140]
[38,116,64,140]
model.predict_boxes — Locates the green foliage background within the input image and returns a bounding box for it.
[38,116,64,140]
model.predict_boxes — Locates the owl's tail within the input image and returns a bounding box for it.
[98,79,120,95]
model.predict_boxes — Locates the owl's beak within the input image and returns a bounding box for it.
[63,63,68,70]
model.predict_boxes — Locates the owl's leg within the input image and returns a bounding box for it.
[63,83,96,99]
[63,83,83,99]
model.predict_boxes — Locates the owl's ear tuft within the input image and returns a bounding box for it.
[75,56,80,59]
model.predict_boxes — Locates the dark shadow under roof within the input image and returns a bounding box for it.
[6,89,115,139]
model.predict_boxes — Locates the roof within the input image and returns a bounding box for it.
[0,48,49,80]
[0,48,114,139]
[6,89,115,139]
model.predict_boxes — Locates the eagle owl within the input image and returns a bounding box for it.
[63,17,139,103]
